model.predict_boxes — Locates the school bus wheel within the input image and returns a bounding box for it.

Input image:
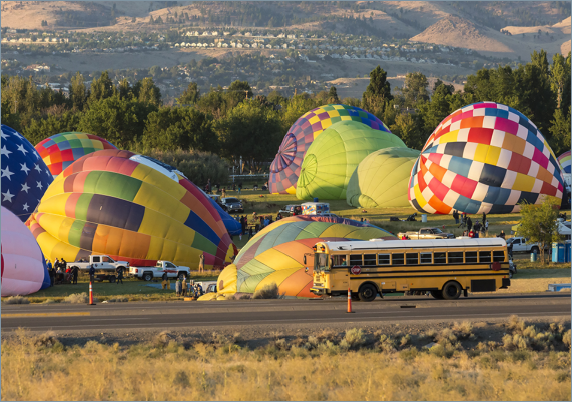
[358,283,378,302]
[351,293,360,302]
[442,281,462,300]
[430,290,444,300]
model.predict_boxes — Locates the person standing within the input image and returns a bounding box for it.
[453,210,459,224]
[88,264,95,283]
[175,277,181,296]
[71,266,79,285]
[221,187,227,199]
[182,277,187,297]
[482,212,487,227]
[466,217,473,233]
[484,220,489,235]
[161,272,168,290]
[116,267,123,285]
[238,182,242,195]
[198,254,204,274]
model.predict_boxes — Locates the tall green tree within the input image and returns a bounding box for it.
[77,95,157,148]
[70,72,88,111]
[132,77,162,106]
[549,106,571,156]
[362,65,392,118]
[328,86,340,103]
[23,111,82,145]
[88,71,115,104]
[141,106,217,152]
[401,72,429,107]
[389,113,424,150]
[177,82,200,105]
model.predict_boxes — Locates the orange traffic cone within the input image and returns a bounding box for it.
[89,281,96,305]
[347,287,354,313]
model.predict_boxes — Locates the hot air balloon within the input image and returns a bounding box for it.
[27,149,234,269]
[269,104,391,195]
[35,132,117,178]
[347,147,420,209]
[212,215,396,299]
[408,102,565,214]
[296,121,406,200]
[558,151,571,174]
[2,206,50,296]
[1,125,53,222]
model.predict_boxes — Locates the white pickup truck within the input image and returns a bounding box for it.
[506,237,547,254]
[70,255,129,272]
[129,261,191,282]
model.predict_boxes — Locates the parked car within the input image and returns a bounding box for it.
[506,237,548,254]
[397,227,455,240]
[279,204,302,216]
[220,197,243,213]
[70,255,129,272]
[129,260,191,281]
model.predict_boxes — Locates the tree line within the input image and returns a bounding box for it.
[1,49,570,183]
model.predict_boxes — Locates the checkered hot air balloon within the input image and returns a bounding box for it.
[269,104,391,195]
[35,132,117,178]
[408,102,565,214]
[1,125,53,222]
[214,216,396,299]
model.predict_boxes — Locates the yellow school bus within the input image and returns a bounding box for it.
[309,238,511,301]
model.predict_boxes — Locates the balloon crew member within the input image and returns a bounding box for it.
[116,267,123,285]
[88,264,95,283]
[72,265,79,285]
[466,217,473,233]
[162,272,168,290]
[175,278,181,296]
[198,254,205,274]
[181,277,187,297]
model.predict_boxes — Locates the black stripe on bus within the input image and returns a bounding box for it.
[350,272,509,280]
[346,268,510,275]
[330,262,507,269]
[329,244,505,251]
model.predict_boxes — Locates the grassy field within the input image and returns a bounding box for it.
[2,318,570,401]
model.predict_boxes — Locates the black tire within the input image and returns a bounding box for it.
[109,275,116,283]
[178,272,186,281]
[351,293,360,302]
[143,272,153,282]
[358,284,378,302]
[531,246,539,255]
[430,290,443,299]
[442,281,462,300]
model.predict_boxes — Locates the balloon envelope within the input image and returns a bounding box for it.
[1,125,53,222]
[2,206,50,296]
[296,121,406,200]
[215,216,396,298]
[269,104,391,195]
[347,147,420,208]
[27,149,234,269]
[558,151,571,174]
[35,132,117,178]
[408,102,565,214]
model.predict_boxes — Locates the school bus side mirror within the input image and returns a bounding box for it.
[303,255,307,265]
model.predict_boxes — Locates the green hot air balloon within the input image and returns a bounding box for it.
[346,147,421,208]
[296,121,406,200]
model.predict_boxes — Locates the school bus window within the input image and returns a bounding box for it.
[420,252,432,264]
[364,254,376,266]
[333,255,347,267]
[493,251,506,262]
[406,253,419,265]
[479,251,492,263]
[448,252,464,264]
[434,252,446,264]
[392,253,405,265]
[378,254,390,265]
[465,251,478,263]
[349,255,363,266]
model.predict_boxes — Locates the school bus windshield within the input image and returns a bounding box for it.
[314,253,330,272]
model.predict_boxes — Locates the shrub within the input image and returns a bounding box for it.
[154,331,175,348]
[252,283,279,299]
[508,315,526,332]
[108,297,128,303]
[3,296,30,304]
[62,293,98,304]
[563,330,571,349]
[453,321,473,339]
[341,328,365,349]
[399,334,411,347]
[33,331,60,348]
[379,334,397,353]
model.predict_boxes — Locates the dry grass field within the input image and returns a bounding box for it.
[2,317,570,401]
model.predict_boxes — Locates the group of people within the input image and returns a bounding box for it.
[46,258,79,286]
[236,212,283,240]
[167,274,204,298]
[453,211,489,235]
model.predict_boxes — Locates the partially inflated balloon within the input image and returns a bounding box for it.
[2,207,50,296]
[269,104,391,194]
[296,121,406,200]
[558,151,571,174]
[35,132,117,178]
[408,102,565,214]
[214,216,396,298]
[347,147,420,208]
[27,149,234,269]
[1,125,53,222]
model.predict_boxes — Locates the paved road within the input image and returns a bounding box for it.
[2,293,569,332]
